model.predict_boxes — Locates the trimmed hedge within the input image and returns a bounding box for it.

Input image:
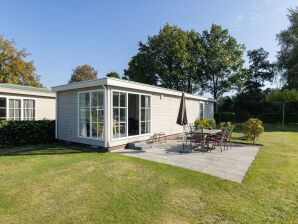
[258,113,298,123]
[215,112,298,124]
[214,112,236,123]
[0,120,55,148]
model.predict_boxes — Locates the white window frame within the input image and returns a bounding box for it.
[140,95,151,135]
[0,97,7,120]
[112,91,127,139]
[77,89,105,140]
[200,102,204,119]
[0,95,36,121]
[9,98,22,121]
[111,90,152,140]
[23,99,36,120]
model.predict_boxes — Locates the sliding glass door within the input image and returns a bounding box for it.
[112,91,151,139]
[128,94,139,136]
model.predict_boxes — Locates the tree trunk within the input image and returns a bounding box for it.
[187,79,192,94]
[282,101,285,130]
[213,92,218,113]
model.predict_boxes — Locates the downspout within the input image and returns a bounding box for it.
[55,92,58,139]
[103,85,108,148]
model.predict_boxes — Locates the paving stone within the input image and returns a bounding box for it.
[115,140,260,183]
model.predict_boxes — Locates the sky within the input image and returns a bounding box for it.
[0,0,297,89]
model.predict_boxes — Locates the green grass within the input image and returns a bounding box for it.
[0,124,297,223]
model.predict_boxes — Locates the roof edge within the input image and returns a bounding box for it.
[52,77,216,102]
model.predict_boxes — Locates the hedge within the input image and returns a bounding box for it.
[0,120,55,148]
[258,113,298,123]
[215,112,298,124]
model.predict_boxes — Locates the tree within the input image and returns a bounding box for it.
[124,24,204,93]
[0,35,42,87]
[69,65,97,83]
[232,48,275,115]
[266,89,298,129]
[276,7,298,90]
[244,48,275,89]
[106,71,120,78]
[200,24,245,107]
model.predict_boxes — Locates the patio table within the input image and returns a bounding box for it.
[181,129,222,152]
[194,129,222,135]
[192,129,222,151]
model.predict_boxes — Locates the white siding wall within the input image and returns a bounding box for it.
[56,87,105,147]
[56,85,214,148]
[107,86,213,147]
[35,97,56,120]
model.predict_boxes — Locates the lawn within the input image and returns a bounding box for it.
[0,124,297,223]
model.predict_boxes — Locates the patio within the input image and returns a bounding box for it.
[114,140,260,183]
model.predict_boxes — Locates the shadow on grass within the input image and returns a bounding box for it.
[0,144,101,157]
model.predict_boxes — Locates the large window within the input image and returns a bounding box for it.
[0,98,6,120]
[140,95,151,134]
[112,91,151,139]
[9,99,21,120]
[23,99,35,120]
[79,91,104,139]
[91,92,104,139]
[200,102,204,119]
[113,92,126,138]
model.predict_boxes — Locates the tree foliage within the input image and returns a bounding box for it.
[200,24,245,100]
[124,24,245,99]
[69,65,97,83]
[266,89,298,129]
[277,7,298,90]
[124,24,204,93]
[106,71,120,78]
[231,48,275,115]
[266,89,298,103]
[244,48,275,90]
[0,36,42,87]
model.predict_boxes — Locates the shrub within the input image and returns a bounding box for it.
[194,118,216,129]
[0,120,55,148]
[219,121,232,131]
[243,118,264,145]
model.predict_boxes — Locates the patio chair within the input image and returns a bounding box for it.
[191,132,208,152]
[157,132,167,143]
[225,125,235,149]
[148,133,159,144]
[210,127,228,152]
[183,124,194,146]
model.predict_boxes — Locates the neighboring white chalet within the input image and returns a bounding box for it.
[0,83,56,121]
[52,77,215,150]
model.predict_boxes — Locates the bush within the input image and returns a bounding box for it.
[219,121,232,131]
[0,120,55,148]
[194,118,216,129]
[243,118,264,145]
